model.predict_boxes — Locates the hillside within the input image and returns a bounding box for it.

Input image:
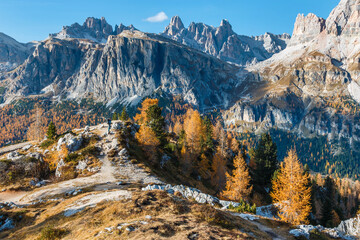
[0,120,357,240]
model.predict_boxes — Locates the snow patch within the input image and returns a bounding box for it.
[106,96,119,108]
[121,95,142,107]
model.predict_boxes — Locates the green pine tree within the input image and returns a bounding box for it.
[146,105,166,145]
[202,116,214,155]
[120,107,129,121]
[250,133,278,186]
[46,121,57,140]
[321,176,335,227]
[112,112,118,120]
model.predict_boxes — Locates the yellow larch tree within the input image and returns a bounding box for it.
[211,148,228,191]
[135,125,160,164]
[198,153,211,180]
[183,108,203,156]
[222,152,252,201]
[271,149,312,225]
[134,98,159,125]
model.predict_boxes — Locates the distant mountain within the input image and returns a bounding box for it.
[4,30,252,110]
[162,16,290,66]
[0,33,33,73]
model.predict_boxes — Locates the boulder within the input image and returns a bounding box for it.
[22,144,32,151]
[26,152,43,162]
[336,215,360,237]
[6,151,22,160]
[57,133,83,152]
[76,161,87,171]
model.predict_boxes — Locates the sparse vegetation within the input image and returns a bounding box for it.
[38,225,67,240]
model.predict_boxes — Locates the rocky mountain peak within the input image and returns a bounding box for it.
[115,23,137,34]
[83,17,113,36]
[217,19,234,36]
[289,13,326,46]
[164,16,185,36]
[170,16,185,30]
[326,0,360,35]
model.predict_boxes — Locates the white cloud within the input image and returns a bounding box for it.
[145,11,168,23]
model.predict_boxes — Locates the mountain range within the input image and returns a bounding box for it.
[0,0,360,176]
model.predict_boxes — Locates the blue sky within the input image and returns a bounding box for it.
[0,0,339,43]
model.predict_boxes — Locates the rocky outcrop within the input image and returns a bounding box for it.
[326,0,359,36]
[337,214,360,237]
[289,13,326,46]
[57,133,83,152]
[162,16,290,66]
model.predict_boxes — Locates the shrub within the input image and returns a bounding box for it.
[81,145,99,156]
[40,140,54,149]
[38,225,67,240]
[64,152,83,164]
[228,200,256,214]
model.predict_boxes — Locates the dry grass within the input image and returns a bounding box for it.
[0,190,295,240]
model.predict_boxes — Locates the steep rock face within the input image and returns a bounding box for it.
[4,31,250,110]
[50,17,114,43]
[67,32,248,109]
[0,33,31,72]
[326,0,360,35]
[6,38,103,98]
[162,16,290,66]
[225,0,360,142]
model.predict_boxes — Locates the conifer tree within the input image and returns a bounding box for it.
[46,121,57,140]
[134,98,159,125]
[321,176,336,227]
[198,153,211,180]
[222,152,252,201]
[201,116,214,155]
[112,112,118,120]
[251,133,278,186]
[271,149,312,225]
[211,148,228,191]
[183,109,203,157]
[146,104,165,144]
[135,125,160,164]
[120,107,129,121]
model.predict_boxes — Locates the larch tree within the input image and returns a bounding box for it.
[183,108,203,157]
[198,153,211,180]
[271,149,312,225]
[211,147,228,191]
[135,125,160,164]
[222,152,252,201]
[134,98,159,125]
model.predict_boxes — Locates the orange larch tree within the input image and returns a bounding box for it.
[271,149,312,225]
[222,152,252,201]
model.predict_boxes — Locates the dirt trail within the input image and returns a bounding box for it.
[18,128,117,204]
[1,123,161,204]
[0,141,33,156]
